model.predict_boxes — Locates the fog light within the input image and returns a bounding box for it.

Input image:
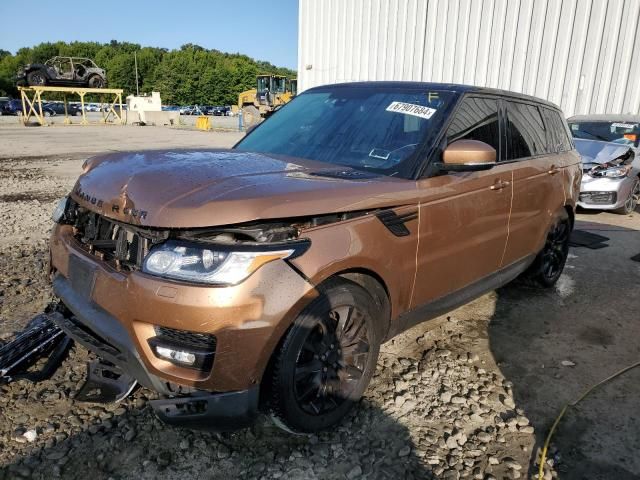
[154,345,196,366]
[147,328,216,371]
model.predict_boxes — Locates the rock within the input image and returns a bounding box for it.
[124,429,136,442]
[450,396,466,405]
[440,392,453,403]
[156,451,172,467]
[501,396,516,409]
[179,438,190,450]
[476,432,492,443]
[346,465,362,479]
[217,444,231,459]
[23,429,37,442]
[398,445,411,457]
[519,425,535,434]
[503,457,522,470]
[488,456,500,465]
[426,456,441,465]
[561,360,576,367]
[446,436,459,449]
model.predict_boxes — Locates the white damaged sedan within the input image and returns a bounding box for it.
[574,139,640,214]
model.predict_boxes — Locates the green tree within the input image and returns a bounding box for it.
[0,41,295,103]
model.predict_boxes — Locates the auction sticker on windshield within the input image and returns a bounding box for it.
[386,101,437,120]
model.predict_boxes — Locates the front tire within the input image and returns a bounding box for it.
[521,210,571,288]
[26,70,46,86]
[268,279,381,433]
[614,179,640,215]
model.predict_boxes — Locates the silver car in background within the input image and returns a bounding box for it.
[574,138,640,214]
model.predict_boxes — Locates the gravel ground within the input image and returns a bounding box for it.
[1,125,639,479]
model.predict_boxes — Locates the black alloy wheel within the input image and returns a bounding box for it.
[268,280,382,433]
[293,303,371,416]
[522,210,571,288]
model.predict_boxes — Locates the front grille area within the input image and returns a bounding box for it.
[579,191,617,205]
[154,326,217,351]
[69,203,161,271]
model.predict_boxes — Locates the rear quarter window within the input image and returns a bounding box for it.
[542,108,573,152]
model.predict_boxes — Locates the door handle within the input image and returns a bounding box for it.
[490,180,510,191]
[548,166,560,175]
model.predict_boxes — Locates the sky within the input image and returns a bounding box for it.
[0,0,299,69]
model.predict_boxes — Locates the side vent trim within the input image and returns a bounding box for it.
[376,209,418,237]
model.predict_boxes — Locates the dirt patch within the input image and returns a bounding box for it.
[0,192,61,203]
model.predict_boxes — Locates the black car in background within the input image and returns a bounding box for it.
[44,102,83,116]
[1,99,55,116]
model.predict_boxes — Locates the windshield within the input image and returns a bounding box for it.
[273,77,286,93]
[569,120,639,147]
[257,77,268,92]
[235,86,457,178]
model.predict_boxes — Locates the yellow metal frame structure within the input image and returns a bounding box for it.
[18,86,124,126]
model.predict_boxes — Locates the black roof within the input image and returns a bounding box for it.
[567,113,640,122]
[307,81,562,111]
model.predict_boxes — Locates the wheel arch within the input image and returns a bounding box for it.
[257,270,391,410]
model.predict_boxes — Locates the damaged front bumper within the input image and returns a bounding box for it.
[578,175,635,210]
[51,276,260,430]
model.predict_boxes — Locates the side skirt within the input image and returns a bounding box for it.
[388,255,534,338]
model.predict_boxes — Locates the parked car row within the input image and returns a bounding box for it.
[0,99,120,117]
[162,105,233,116]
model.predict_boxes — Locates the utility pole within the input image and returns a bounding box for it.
[134,51,139,96]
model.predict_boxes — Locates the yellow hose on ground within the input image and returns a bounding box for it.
[537,360,640,480]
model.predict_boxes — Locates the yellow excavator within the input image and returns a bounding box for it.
[238,75,297,125]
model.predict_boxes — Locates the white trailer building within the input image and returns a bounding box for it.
[297,0,640,116]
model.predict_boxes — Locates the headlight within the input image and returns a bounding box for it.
[142,240,301,285]
[600,166,631,178]
[52,196,69,223]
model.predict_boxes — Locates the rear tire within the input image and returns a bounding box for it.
[88,75,105,89]
[521,210,571,288]
[268,279,381,433]
[614,179,639,215]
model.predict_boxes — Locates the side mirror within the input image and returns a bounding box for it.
[436,139,497,172]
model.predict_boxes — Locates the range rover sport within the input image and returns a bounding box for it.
[48,82,582,433]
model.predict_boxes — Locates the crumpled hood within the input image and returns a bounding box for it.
[71,149,416,228]
[574,138,634,166]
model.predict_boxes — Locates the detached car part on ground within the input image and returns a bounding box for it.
[16,56,107,89]
[47,82,581,433]
[574,139,640,214]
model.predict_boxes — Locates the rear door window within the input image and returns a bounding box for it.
[446,96,501,158]
[505,102,547,160]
